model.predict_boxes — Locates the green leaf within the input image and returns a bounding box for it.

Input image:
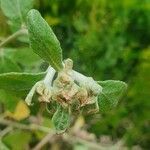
[3,47,43,72]
[97,80,127,112]
[0,72,46,91]
[74,144,88,150]
[52,105,70,133]
[2,130,31,150]
[0,56,21,73]
[0,89,20,111]
[27,9,63,71]
[0,140,9,150]
[0,0,33,23]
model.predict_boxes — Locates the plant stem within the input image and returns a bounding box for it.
[69,135,107,150]
[0,29,28,48]
[0,117,53,133]
[32,132,53,150]
[0,126,13,138]
[0,118,106,149]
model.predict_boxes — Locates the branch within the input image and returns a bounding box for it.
[0,118,112,150]
[0,126,13,138]
[0,117,53,133]
[64,134,108,150]
[32,133,53,150]
[0,29,28,48]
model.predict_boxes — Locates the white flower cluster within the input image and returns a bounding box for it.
[25,59,102,114]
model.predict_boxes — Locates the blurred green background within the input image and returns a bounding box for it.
[0,0,150,149]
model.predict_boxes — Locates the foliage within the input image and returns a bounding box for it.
[27,9,63,71]
[98,80,127,112]
[0,0,149,149]
[0,3,126,129]
[52,105,70,133]
[0,0,33,31]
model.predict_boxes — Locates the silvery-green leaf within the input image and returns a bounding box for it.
[52,105,70,133]
[0,0,33,22]
[27,9,63,71]
[0,72,46,91]
[0,56,21,73]
[0,0,33,31]
[3,47,42,72]
[97,80,127,112]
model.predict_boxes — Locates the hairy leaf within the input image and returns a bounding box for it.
[27,9,63,71]
[0,0,33,22]
[97,80,127,112]
[3,47,43,72]
[0,56,21,73]
[52,105,70,133]
[0,72,46,91]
